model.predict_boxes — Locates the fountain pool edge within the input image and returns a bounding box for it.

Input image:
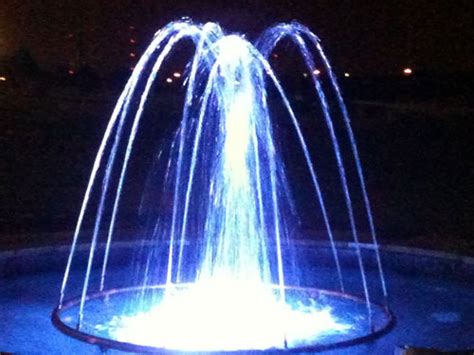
[52,284,395,353]
[2,241,473,280]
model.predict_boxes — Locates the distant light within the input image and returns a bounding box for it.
[313,69,321,75]
[129,38,136,44]
[68,69,75,75]
[272,53,279,59]
[344,72,350,78]
[403,68,413,75]
[130,66,135,71]
[166,78,173,83]
[129,52,136,58]
[0,76,7,81]
[173,72,181,78]
[129,26,135,30]
[303,73,308,78]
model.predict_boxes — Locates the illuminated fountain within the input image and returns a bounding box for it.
[52,20,393,352]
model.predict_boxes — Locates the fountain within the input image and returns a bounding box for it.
[52,20,393,352]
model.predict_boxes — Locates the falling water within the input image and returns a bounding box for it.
[57,20,388,351]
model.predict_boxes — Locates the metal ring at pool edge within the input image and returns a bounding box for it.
[52,285,395,353]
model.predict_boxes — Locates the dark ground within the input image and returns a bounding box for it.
[1,73,473,255]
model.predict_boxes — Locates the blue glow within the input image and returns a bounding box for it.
[110,281,350,351]
[59,20,388,351]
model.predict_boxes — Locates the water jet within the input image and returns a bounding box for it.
[53,20,393,352]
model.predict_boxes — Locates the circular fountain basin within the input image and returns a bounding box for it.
[52,284,393,353]
[1,241,473,353]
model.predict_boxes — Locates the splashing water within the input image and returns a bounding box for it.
[57,20,388,352]
[110,281,350,351]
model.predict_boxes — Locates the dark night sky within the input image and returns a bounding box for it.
[1,0,473,75]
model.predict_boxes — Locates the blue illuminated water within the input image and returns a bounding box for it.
[2,245,474,353]
[57,20,388,351]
